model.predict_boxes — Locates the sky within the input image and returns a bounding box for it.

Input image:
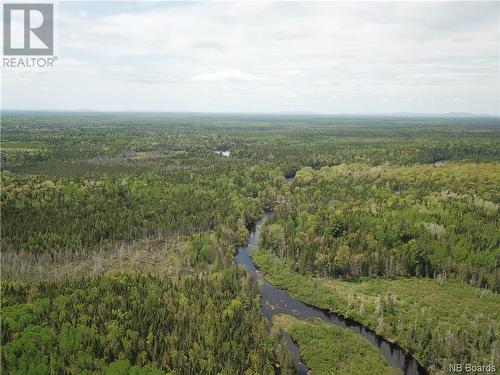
[2,1,500,114]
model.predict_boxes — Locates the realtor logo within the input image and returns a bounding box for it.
[3,3,54,55]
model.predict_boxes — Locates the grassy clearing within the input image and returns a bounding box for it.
[253,250,500,374]
[273,314,401,375]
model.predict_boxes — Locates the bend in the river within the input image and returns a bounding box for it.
[235,214,428,375]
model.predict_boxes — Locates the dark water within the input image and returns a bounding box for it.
[235,215,427,375]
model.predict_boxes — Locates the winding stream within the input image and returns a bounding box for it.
[235,214,427,375]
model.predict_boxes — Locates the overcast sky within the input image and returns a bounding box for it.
[2,1,500,114]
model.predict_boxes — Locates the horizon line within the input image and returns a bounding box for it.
[2,109,500,117]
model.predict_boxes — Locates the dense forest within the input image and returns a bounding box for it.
[261,162,499,290]
[1,166,282,256]
[1,113,499,374]
[2,270,294,374]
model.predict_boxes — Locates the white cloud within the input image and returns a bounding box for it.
[191,70,258,82]
[282,70,304,77]
[2,1,499,114]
